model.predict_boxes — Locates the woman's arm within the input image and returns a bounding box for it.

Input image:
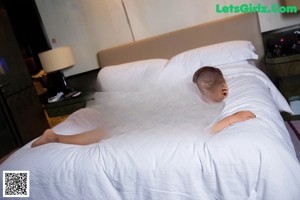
[211,111,256,133]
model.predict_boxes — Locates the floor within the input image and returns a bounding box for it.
[44,111,68,128]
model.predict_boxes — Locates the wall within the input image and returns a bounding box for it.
[35,0,300,76]
[35,0,133,76]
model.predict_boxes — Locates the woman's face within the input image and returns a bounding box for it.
[197,77,229,104]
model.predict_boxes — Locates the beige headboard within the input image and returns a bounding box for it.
[97,12,266,71]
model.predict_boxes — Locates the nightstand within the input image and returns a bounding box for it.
[262,23,300,137]
[266,54,300,82]
[266,54,300,136]
[266,53,300,116]
[44,92,94,117]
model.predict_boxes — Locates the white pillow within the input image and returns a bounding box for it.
[97,59,168,91]
[159,40,258,83]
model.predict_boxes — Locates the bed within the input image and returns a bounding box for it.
[1,13,300,200]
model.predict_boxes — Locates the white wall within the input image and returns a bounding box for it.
[123,0,226,40]
[35,0,300,76]
[228,0,300,32]
[35,0,133,76]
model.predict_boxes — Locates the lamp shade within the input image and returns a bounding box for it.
[38,46,75,73]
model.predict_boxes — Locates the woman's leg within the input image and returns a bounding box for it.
[31,128,107,147]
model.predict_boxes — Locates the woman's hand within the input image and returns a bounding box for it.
[229,111,256,125]
[211,110,256,133]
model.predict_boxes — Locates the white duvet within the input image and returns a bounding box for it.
[1,62,300,200]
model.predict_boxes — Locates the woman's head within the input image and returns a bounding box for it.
[193,66,228,103]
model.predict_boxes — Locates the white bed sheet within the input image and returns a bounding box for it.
[1,62,300,200]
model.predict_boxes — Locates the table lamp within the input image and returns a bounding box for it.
[38,46,80,103]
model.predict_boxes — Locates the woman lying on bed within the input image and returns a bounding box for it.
[31,66,256,148]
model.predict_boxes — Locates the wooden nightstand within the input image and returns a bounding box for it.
[262,23,300,137]
[266,54,300,136]
[266,54,300,82]
[266,54,300,116]
[45,92,94,117]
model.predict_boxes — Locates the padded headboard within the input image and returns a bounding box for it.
[97,12,265,71]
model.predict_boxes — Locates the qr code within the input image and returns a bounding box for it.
[3,171,30,197]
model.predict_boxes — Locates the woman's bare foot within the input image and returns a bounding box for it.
[31,129,58,147]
